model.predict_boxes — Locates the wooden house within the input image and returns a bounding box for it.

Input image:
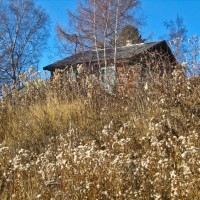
[43,40,177,93]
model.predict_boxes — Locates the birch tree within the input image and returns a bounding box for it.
[0,0,49,87]
[57,0,141,61]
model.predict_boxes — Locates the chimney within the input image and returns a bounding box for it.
[126,39,133,46]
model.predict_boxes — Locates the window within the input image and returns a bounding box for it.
[67,66,78,79]
[101,66,116,92]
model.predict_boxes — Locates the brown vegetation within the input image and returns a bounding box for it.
[0,67,199,199]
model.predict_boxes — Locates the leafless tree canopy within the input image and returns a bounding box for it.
[57,0,141,55]
[0,0,49,86]
[164,15,188,63]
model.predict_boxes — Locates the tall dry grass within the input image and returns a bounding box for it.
[0,65,199,199]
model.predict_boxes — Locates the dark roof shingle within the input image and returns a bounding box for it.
[43,41,169,71]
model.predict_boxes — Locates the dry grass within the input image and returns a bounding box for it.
[0,67,200,199]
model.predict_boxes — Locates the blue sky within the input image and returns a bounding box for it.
[38,0,200,71]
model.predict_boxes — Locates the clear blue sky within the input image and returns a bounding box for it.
[38,0,200,71]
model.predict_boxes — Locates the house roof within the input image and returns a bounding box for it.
[43,40,174,71]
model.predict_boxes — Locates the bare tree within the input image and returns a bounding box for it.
[187,35,200,76]
[57,0,141,57]
[113,0,120,69]
[56,25,80,55]
[164,15,188,63]
[0,0,49,87]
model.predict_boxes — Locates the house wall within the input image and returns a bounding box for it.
[47,48,176,95]
[116,63,144,94]
[115,51,176,94]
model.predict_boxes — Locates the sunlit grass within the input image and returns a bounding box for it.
[0,68,199,199]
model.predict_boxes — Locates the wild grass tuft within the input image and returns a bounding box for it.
[0,66,199,199]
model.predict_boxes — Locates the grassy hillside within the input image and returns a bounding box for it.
[0,70,199,199]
